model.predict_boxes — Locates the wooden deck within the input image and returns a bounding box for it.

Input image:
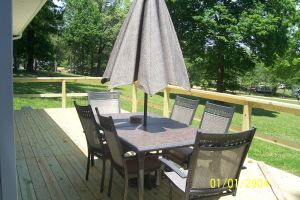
[14,108,300,200]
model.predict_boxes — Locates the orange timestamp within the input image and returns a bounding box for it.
[209,178,269,189]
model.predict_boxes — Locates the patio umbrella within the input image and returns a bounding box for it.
[102,0,190,126]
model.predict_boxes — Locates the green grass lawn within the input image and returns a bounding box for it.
[13,74,300,176]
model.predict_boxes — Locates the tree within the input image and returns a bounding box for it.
[272,8,300,86]
[14,1,64,72]
[62,0,129,76]
[167,0,297,92]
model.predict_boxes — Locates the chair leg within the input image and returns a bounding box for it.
[155,169,160,186]
[108,164,113,197]
[91,152,95,166]
[86,150,91,180]
[169,183,173,200]
[100,158,106,193]
[123,174,129,200]
[233,189,237,196]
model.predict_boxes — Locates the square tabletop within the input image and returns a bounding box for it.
[106,112,197,152]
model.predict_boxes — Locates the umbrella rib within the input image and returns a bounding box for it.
[134,1,146,83]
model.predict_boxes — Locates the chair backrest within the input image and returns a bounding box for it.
[170,96,199,125]
[88,91,121,114]
[96,108,124,168]
[199,102,235,134]
[74,101,103,149]
[185,128,256,199]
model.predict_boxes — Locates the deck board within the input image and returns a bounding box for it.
[24,111,53,157]
[26,158,52,200]
[46,156,81,200]
[55,155,96,200]
[14,108,300,200]
[14,118,25,160]
[15,112,35,159]
[16,159,37,200]
[36,157,66,200]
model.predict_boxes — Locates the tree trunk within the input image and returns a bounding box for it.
[90,49,94,76]
[13,42,19,72]
[80,43,85,74]
[216,50,225,93]
[96,40,106,76]
[26,28,34,72]
[96,46,102,76]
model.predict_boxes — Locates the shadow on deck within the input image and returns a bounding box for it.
[14,108,300,200]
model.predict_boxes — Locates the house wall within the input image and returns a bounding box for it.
[0,0,18,199]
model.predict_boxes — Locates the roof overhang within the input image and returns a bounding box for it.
[13,0,47,40]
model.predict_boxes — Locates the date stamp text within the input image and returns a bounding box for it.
[210,178,269,189]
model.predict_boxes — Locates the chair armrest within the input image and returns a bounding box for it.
[159,157,187,178]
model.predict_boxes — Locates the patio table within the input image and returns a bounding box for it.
[104,112,197,200]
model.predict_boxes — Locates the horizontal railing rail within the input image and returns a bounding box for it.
[14,77,102,108]
[14,77,102,83]
[14,77,300,150]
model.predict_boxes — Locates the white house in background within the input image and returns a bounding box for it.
[0,0,46,199]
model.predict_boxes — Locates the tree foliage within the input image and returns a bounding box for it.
[272,8,300,85]
[14,0,300,93]
[167,0,298,92]
[14,1,63,72]
[62,0,129,76]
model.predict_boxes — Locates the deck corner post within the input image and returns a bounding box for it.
[62,80,67,108]
[242,102,252,131]
[132,82,138,113]
[163,88,170,117]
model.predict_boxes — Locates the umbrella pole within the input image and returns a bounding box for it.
[143,93,148,126]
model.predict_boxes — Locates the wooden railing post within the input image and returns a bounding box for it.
[242,102,252,131]
[163,88,170,117]
[132,82,137,112]
[62,80,67,108]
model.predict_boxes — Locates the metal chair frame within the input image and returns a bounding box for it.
[74,101,108,192]
[161,128,256,200]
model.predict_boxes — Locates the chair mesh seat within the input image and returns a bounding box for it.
[170,96,199,125]
[126,157,161,174]
[167,147,193,164]
[93,143,111,158]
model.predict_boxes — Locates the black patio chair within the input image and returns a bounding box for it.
[88,91,121,115]
[163,96,199,158]
[160,128,256,200]
[170,95,199,125]
[74,101,109,192]
[96,109,162,200]
[165,101,235,167]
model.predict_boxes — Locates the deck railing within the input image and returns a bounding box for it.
[14,77,300,150]
[14,77,101,108]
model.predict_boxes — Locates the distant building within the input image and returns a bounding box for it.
[56,67,65,72]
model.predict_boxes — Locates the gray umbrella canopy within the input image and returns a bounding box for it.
[103,0,190,95]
